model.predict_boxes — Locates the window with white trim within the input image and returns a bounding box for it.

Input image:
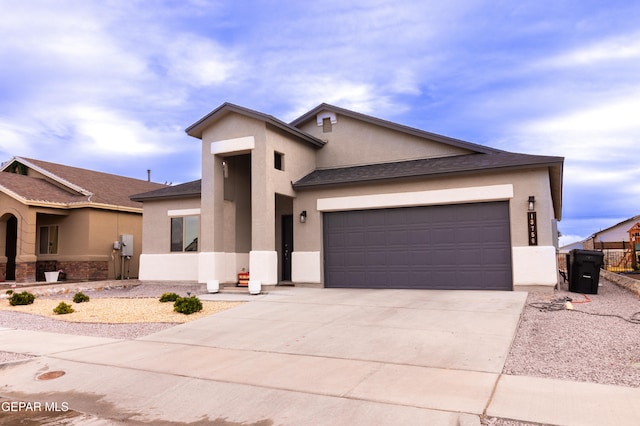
[171,216,199,252]
[39,225,59,254]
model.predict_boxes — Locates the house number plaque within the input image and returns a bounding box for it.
[528,211,538,246]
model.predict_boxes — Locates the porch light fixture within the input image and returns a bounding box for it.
[300,210,307,223]
[222,160,229,178]
[528,196,535,211]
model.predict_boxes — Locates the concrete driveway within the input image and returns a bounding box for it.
[0,287,527,425]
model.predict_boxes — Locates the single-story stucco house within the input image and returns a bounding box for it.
[0,157,166,282]
[131,103,564,291]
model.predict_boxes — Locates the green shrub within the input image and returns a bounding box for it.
[73,292,90,303]
[53,302,74,315]
[5,289,14,295]
[9,291,35,306]
[173,296,203,315]
[159,292,180,303]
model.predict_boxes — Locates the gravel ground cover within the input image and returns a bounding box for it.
[2,278,639,426]
[0,281,242,361]
[481,277,640,426]
[503,278,640,388]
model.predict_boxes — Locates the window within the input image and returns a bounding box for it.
[274,151,284,170]
[39,225,59,254]
[171,216,199,252]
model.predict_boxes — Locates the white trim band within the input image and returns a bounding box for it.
[167,208,201,216]
[211,136,255,155]
[317,184,514,212]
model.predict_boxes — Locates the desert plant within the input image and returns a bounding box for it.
[159,292,180,303]
[5,289,14,295]
[53,302,74,315]
[73,292,90,303]
[173,296,203,315]
[9,291,35,306]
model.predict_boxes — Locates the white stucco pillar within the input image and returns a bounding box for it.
[250,250,278,285]
[292,251,322,283]
[512,246,558,291]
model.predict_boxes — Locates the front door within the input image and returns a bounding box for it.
[5,216,17,281]
[281,215,293,281]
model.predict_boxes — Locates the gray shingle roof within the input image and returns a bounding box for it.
[293,152,564,189]
[130,179,202,201]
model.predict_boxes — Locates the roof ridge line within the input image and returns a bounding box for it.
[10,156,94,197]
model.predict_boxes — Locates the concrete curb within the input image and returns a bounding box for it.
[600,269,640,297]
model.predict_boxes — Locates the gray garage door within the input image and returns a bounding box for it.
[323,201,512,290]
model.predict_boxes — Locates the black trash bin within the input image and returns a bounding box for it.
[568,249,604,294]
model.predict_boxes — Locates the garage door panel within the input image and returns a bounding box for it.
[324,202,512,290]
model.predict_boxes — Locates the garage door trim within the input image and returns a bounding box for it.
[323,201,513,290]
[317,184,514,212]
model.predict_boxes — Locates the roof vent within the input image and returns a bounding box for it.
[316,111,337,127]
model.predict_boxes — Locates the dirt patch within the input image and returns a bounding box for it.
[0,298,243,324]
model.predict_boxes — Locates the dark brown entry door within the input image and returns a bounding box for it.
[281,215,293,281]
[5,216,17,281]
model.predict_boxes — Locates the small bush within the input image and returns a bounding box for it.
[5,289,14,295]
[173,296,203,315]
[53,302,74,315]
[159,292,180,303]
[9,291,35,306]
[73,292,90,303]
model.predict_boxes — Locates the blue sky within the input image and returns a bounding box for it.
[1,1,639,246]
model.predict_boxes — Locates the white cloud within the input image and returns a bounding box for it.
[164,34,241,87]
[68,106,177,156]
[538,31,640,68]
[504,89,640,165]
[0,120,36,156]
[279,76,400,121]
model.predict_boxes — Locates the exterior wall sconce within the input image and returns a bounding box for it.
[222,160,229,178]
[300,210,307,223]
[528,196,535,211]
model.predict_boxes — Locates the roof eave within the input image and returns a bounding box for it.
[130,192,201,202]
[293,158,564,191]
[185,102,326,148]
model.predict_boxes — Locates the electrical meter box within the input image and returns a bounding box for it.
[119,234,133,257]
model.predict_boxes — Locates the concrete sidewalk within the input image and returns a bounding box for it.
[1,287,639,425]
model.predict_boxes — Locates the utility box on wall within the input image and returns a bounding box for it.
[120,234,134,257]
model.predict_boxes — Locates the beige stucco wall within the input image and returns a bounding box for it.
[0,190,146,280]
[297,113,473,168]
[35,208,145,279]
[201,114,266,252]
[292,167,556,252]
[199,112,317,254]
[0,195,38,265]
[140,197,201,255]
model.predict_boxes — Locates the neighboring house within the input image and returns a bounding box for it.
[582,214,640,271]
[583,214,640,250]
[0,157,166,282]
[132,103,564,291]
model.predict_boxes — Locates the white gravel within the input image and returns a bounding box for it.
[0,281,203,363]
[503,277,640,388]
[482,277,640,426]
[2,278,640,426]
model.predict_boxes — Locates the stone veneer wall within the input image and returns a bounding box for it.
[600,269,640,297]
[15,262,36,283]
[58,261,109,281]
